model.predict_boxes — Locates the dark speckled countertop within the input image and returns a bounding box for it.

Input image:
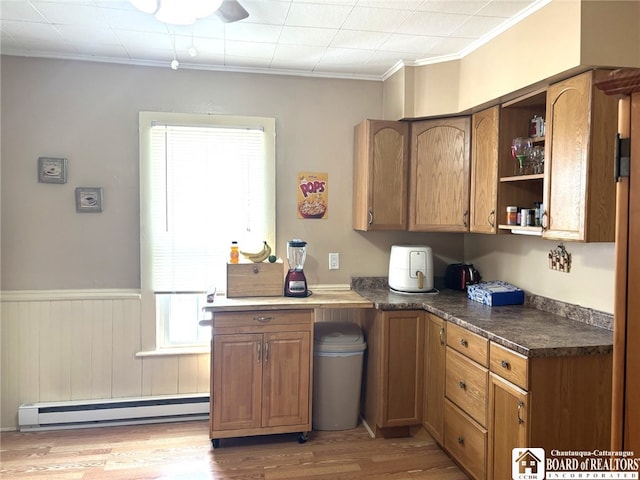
[352,277,613,358]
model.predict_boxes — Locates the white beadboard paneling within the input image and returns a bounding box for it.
[91,300,113,399]
[40,300,71,402]
[112,298,143,398]
[0,290,210,431]
[142,356,180,396]
[70,299,92,399]
[2,302,19,428]
[177,354,211,394]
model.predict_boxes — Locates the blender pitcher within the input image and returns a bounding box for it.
[284,239,308,297]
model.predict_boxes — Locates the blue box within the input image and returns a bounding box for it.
[467,281,524,306]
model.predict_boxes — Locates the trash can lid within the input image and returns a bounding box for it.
[313,322,365,352]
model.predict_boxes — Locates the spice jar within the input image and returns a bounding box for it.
[506,206,518,225]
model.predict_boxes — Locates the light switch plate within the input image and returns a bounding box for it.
[329,252,339,270]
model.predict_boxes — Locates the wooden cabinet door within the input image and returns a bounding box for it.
[212,333,263,432]
[353,120,409,231]
[262,331,311,428]
[543,70,617,241]
[382,310,424,427]
[470,106,499,233]
[487,373,529,480]
[423,313,446,443]
[409,117,471,232]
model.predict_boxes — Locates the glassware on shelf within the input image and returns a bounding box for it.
[511,137,533,175]
[530,145,544,174]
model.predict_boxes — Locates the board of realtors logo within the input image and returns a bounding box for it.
[513,448,545,480]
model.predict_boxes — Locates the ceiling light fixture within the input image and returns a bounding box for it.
[170,29,179,70]
[129,0,224,25]
[188,27,198,57]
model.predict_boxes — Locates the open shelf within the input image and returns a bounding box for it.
[498,225,543,236]
[500,173,544,182]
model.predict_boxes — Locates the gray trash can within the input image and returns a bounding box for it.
[313,321,366,431]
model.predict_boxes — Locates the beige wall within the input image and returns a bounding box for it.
[464,235,614,314]
[1,56,460,292]
[383,0,640,119]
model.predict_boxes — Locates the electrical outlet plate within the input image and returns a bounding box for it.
[329,252,339,270]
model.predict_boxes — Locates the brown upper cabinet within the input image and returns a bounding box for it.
[497,70,618,242]
[353,119,409,231]
[353,70,617,241]
[543,70,618,242]
[470,107,499,234]
[409,117,471,232]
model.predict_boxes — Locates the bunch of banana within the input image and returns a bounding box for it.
[240,241,272,263]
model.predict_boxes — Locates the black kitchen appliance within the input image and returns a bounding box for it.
[445,263,481,290]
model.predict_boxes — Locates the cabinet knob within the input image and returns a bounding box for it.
[460,338,468,348]
[501,360,510,369]
[458,380,466,390]
[458,436,464,445]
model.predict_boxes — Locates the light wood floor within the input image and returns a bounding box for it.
[0,421,469,479]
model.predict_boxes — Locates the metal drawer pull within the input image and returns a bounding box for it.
[458,380,466,390]
[517,400,525,424]
[458,436,464,445]
[460,338,468,347]
[254,316,273,323]
[501,360,510,369]
[257,341,262,363]
[264,342,270,362]
[439,327,445,346]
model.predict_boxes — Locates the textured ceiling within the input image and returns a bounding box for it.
[0,0,549,80]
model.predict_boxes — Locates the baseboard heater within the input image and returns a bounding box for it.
[18,393,210,432]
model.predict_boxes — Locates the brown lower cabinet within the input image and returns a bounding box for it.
[422,315,612,480]
[422,313,446,443]
[361,309,424,437]
[209,309,313,447]
[488,347,612,479]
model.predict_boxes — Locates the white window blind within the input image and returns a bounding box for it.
[149,124,270,293]
[139,112,276,348]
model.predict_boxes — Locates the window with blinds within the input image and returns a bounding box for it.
[139,112,276,347]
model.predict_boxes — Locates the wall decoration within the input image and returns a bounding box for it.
[38,157,68,184]
[75,187,103,213]
[549,244,572,272]
[297,172,328,219]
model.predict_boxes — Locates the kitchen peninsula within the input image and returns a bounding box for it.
[353,279,613,480]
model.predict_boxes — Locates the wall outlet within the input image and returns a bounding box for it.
[329,252,339,270]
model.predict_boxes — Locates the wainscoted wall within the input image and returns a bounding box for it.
[0,290,210,431]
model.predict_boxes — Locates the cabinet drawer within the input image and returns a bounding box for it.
[489,342,528,390]
[447,323,488,367]
[213,310,313,329]
[444,399,487,480]
[446,347,488,426]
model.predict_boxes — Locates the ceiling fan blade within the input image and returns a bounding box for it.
[216,0,249,23]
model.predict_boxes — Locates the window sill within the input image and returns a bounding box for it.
[135,346,210,357]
